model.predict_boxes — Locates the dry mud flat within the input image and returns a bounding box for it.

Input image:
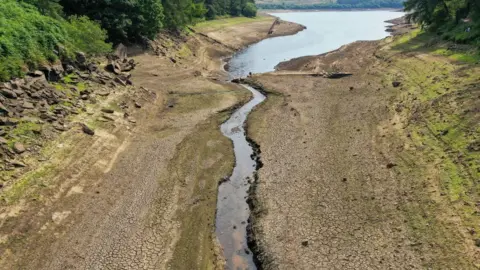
[247,30,480,268]
[0,16,303,270]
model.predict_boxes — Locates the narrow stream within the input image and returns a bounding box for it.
[215,10,404,270]
[215,85,265,270]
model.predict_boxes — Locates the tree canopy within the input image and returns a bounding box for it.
[0,0,258,80]
[404,0,480,45]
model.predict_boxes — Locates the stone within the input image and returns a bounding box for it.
[0,102,9,115]
[114,43,127,60]
[64,64,75,74]
[87,63,98,72]
[29,70,45,77]
[1,89,17,99]
[475,239,480,248]
[76,51,87,64]
[386,163,397,169]
[13,142,26,154]
[11,161,26,167]
[101,108,114,114]
[81,124,95,136]
[102,114,115,121]
[22,102,35,109]
[0,137,7,144]
[134,102,142,108]
[392,81,401,88]
[301,241,309,247]
[114,77,127,87]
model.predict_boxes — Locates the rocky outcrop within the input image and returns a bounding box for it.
[0,50,140,172]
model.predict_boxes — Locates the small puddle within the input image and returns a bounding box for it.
[215,84,265,269]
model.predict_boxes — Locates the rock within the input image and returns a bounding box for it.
[101,108,114,114]
[11,160,26,167]
[392,81,401,88]
[134,102,142,108]
[102,114,115,121]
[0,102,9,115]
[13,142,26,154]
[29,70,45,77]
[81,124,95,136]
[106,60,122,75]
[114,77,127,87]
[1,89,17,99]
[475,239,480,247]
[114,43,128,60]
[64,64,75,74]
[0,137,7,144]
[96,90,110,97]
[386,163,397,169]
[349,86,354,90]
[76,51,87,64]
[0,117,18,126]
[87,63,98,72]
[301,241,309,247]
[170,57,177,64]
[127,117,136,123]
[22,102,35,109]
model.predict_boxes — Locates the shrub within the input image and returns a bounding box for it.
[243,2,257,18]
[0,0,110,81]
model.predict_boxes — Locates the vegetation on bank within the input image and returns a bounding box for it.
[257,0,404,9]
[404,0,480,46]
[0,0,259,81]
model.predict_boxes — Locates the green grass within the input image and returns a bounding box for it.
[193,15,272,32]
[379,29,480,267]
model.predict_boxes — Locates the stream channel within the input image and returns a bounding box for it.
[214,10,404,270]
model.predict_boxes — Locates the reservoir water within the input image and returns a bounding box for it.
[216,10,404,270]
[228,10,405,78]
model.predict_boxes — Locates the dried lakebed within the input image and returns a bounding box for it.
[215,10,403,269]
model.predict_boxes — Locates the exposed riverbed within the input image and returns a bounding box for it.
[215,10,404,270]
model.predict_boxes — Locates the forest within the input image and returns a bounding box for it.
[257,0,405,9]
[404,0,480,45]
[0,0,257,81]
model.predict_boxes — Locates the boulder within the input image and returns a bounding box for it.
[22,102,35,109]
[106,60,122,75]
[392,81,401,88]
[81,124,95,136]
[76,51,87,64]
[13,142,26,154]
[114,43,128,60]
[29,70,45,77]
[1,89,17,99]
[101,108,114,114]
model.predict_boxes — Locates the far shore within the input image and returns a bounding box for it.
[260,8,404,13]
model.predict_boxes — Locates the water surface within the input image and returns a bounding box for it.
[228,11,404,78]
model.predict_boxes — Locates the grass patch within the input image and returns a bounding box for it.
[193,15,272,32]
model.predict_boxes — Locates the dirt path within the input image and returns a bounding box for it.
[246,28,480,269]
[0,16,303,270]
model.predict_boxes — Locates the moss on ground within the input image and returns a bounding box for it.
[379,29,480,268]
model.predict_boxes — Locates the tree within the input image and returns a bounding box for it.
[243,2,257,18]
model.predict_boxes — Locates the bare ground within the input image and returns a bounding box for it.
[0,16,303,270]
[247,29,480,269]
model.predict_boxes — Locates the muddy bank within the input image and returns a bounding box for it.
[245,22,480,269]
[0,16,304,270]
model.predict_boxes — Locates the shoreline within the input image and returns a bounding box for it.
[261,8,404,13]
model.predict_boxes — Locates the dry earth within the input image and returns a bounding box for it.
[0,16,303,270]
[247,25,480,269]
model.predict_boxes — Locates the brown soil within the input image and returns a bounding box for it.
[0,16,302,270]
[246,24,480,269]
